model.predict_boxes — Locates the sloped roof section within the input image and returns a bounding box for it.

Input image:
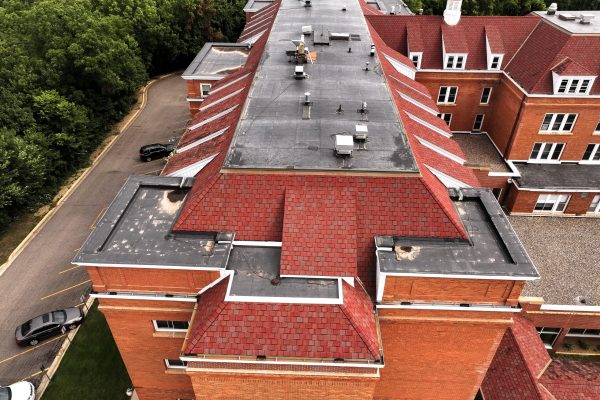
[441,24,469,54]
[280,187,357,277]
[552,57,595,77]
[184,279,381,361]
[485,25,505,54]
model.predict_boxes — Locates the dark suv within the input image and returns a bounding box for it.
[15,307,84,346]
[139,143,175,161]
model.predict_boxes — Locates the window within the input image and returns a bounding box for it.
[582,144,600,162]
[534,194,570,213]
[556,78,593,95]
[540,113,577,133]
[595,121,600,134]
[200,83,211,97]
[437,113,452,126]
[567,328,600,337]
[165,359,188,369]
[490,56,500,69]
[472,114,484,131]
[588,195,600,213]
[410,53,421,69]
[537,327,561,349]
[480,87,492,104]
[445,55,465,69]
[437,86,458,104]
[529,142,564,161]
[153,320,190,332]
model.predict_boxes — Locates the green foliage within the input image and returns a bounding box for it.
[417,0,598,15]
[0,0,247,231]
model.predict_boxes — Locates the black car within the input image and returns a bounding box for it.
[15,308,84,346]
[139,143,175,161]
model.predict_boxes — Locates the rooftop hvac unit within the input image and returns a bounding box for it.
[302,25,312,35]
[294,65,307,80]
[335,135,354,156]
[547,3,557,15]
[330,32,350,40]
[354,124,368,140]
[558,13,576,21]
[580,13,595,24]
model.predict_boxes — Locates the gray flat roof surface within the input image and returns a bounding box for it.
[515,163,600,190]
[227,246,339,298]
[182,43,250,78]
[73,176,233,268]
[453,133,510,173]
[510,215,600,306]
[224,0,418,173]
[377,189,539,278]
[369,0,413,15]
[535,11,600,34]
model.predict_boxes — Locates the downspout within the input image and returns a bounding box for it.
[504,90,527,158]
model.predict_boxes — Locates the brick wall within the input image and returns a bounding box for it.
[98,298,196,400]
[375,308,511,400]
[188,372,378,400]
[505,186,600,215]
[87,266,220,294]
[382,276,523,306]
[468,168,509,202]
[416,72,502,133]
[506,98,600,161]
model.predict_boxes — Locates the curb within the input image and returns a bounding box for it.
[36,296,96,398]
[0,72,176,279]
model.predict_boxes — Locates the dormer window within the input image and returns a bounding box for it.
[552,58,596,95]
[445,54,466,70]
[409,52,422,69]
[556,78,593,94]
[489,55,502,70]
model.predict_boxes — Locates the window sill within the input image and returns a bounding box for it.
[593,132,600,136]
[436,103,457,107]
[537,132,573,136]
[153,331,187,339]
[165,368,187,375]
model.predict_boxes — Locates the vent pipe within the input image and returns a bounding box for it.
[547,3,557,15]
[443,0,462,25]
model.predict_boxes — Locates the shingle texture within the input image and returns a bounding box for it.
[185,279,381,361]
[540,359,600,400]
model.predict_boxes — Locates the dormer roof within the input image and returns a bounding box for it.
[441,24,468,53]
[485,25,504,54]
[552,57,595,77]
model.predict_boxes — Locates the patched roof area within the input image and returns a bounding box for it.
[514,163,600,190]
[73,176,233,268]
[224,0,418,173]
[510,215,600,306]
[182,43,251,79]
[376,189,539,279]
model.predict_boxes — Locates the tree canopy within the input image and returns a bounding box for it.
[405,0,599,16]
[0,0,246,231]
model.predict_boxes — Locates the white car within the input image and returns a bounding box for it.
[0,381,35,400]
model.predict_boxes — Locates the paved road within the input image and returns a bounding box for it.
[0,75,189,386]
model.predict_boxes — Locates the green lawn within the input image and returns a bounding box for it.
[42,301,132,400]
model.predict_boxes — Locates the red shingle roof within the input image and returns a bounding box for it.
[552,57,594,76]
[185,279,381,361]
[540,359,600,400]
[485,25,505,54]
[280,187,357,277]
[442,24,469,53]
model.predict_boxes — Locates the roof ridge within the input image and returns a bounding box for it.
[507,329,547,400]
[186,278,230,352]
[504,18,543,70]
[338,281,380,360]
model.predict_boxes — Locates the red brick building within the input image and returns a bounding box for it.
[368,8,600,217]
[72,1,600,399]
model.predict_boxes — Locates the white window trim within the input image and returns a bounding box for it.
[528,142,565,163]
[472,114,484,132]
[488,54,503,70]
[153,320,190,332]
[537,327,561,349]
[437,86,458,104]
[588,195,600,213]
[552,73,596,95]
[443,53,467,70]
[165,359,188,369]
[480,87,492,104]
[580,143,600,164]
[200,83,212,98]
[533,194,570,213]
[539,113,578,133]
[409,52,422,69]
[437,113,452,127]
[595,121,600,135]
[566,328,600,338]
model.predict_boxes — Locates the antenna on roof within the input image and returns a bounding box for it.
[357,102,369,121]
[370,44,375,57]
[364,61,370,71]
[336,104,344,114]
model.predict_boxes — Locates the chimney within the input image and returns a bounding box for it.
[443,0,462,26]
[547,3,557,15]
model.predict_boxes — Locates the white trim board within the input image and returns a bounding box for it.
[414,135,465,164]
[177,128,229,153]
[91,292,197,302]
[167,154,219,178]
[425,164,471,189]
[179,356,384,369]
[376,304,521,313]
[405,112,452,138]
[200,88,245,112]
[189,105,238,130]
[74,262,224,271]
[210,73,251,95]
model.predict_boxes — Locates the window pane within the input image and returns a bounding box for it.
[448,87,457,103]
[481,88,491,104]
[563,114,576,131]
[456,56,463,68]
[558,80,568,93]
[541,114,553,131]
[568,329,586,335]
[446,56,454,68]
[551,143,564,160]
[541,145,551,159]
[155,320,169,329]
[596,121,600,132]
[580,80,590,93]
[172,321,189,330]
[589,195,600,212]
[584,144,595,160]
[438,87,447,102]
[568,79,579,93]
[551,114,564,130]
[530,143,542,159]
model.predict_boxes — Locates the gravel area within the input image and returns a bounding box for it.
[509,215,600,306]
[453,133,511,173]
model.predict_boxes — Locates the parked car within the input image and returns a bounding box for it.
[139,143,175,161]
[15,307,84,346]
[0,381,35,400]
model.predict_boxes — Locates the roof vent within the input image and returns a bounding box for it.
[580,13,594,24]
[558,13,576,21]
[335,134,354,156]
[256,355,267,361]
[302,25,312,35]
[390,5,396,14]
[330,32,350,40]
[547,3,557,15]
[576,295,587,304]
[370,44,375,57]
[294,65,307,80]
[354,124,368,141]
[304,0,311,7]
